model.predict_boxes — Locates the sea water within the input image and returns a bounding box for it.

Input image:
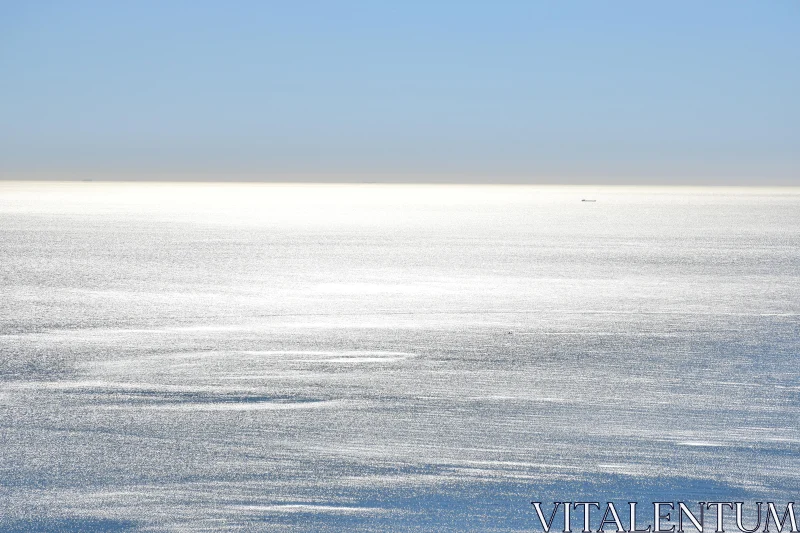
[1,182,798,532]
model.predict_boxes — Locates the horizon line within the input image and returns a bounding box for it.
[1,172,798,187]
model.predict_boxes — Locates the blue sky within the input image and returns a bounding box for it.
[1,1,798,183]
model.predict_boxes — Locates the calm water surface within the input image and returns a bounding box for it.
[1,182,798,532]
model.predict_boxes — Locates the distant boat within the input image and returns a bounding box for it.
[581,199,596,202]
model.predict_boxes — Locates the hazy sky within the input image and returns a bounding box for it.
[1,1,798,183]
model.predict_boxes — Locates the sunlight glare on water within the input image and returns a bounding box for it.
[1,182,799,532]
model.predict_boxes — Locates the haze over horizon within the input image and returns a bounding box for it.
[1,1,798,184]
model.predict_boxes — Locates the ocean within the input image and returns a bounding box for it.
[1,182,798,532]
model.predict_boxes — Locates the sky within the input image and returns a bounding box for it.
[1,1,798,184]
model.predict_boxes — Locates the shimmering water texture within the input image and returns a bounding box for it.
[1,182,798,532]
